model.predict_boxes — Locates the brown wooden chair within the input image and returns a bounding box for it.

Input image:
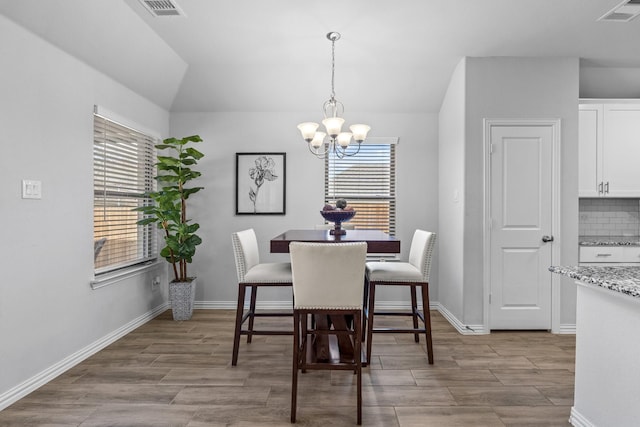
[289,241,367,425]
[364,230,436,365]
[231,229,293,366]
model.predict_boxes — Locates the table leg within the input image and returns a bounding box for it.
[313,315,331,361]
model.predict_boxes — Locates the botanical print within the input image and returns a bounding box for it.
[235,152,286,215]
[248,156,278,213]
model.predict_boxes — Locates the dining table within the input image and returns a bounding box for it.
[270,229,400,364]
[270,229,401,254]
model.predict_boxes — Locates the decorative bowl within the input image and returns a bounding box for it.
[320,210,356,235]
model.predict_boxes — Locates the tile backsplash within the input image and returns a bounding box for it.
[579,198,640,237]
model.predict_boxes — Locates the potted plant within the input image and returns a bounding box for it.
[135,135,204,320]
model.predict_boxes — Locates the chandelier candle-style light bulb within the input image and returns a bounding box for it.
[297,31,371,159]
[311,132,326,148]
[297,122,319,142]
[337,132,352,148]
[322,117,345,138]
[349,124,371,143]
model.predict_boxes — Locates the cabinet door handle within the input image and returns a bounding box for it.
[598,182,603,194]
[596,253,612,257]
[605,182,609,194]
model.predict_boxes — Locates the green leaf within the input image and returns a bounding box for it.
[184,147,204,160]
[136,218,158,226]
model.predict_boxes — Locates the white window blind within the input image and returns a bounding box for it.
[93,110,157,275]
[325,140,397,235]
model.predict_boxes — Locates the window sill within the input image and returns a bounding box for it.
[90,261,164,290]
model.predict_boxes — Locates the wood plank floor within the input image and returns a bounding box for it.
[0,309,575,426]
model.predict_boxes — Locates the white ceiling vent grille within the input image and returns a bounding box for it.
[139,0,186,17]
[599,0,640,22]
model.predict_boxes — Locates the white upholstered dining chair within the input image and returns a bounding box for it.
[364,229,436,365]
[289,241,367,425]
[231,228,293,366]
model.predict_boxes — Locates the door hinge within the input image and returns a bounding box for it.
[489,293,492,304]
[490,143,495,154]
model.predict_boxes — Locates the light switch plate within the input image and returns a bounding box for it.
[22,180,42,199]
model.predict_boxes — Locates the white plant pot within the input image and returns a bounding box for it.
[169,278,196,321]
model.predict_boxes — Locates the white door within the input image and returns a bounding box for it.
[489,123,554,330]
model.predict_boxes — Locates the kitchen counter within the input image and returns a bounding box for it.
[549,265,640,427]
[579,235,640,246]
[548,265,640,298]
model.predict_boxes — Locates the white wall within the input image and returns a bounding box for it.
[464,57,580,327]
[169,111,438,307]
[438,58,467,321]
[580,66,640,99]
[0,15,170,404]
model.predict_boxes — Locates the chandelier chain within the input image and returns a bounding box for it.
[330,36,336,101]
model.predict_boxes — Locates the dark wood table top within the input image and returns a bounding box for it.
[270,229,400,254]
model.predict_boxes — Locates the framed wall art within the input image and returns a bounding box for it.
[235,152,286,215]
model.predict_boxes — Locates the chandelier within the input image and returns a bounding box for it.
[297,32,371,159]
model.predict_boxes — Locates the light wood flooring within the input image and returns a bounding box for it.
[0,309,575,426]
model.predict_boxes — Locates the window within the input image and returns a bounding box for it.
[93,107,157,275]
[325,139,397,235]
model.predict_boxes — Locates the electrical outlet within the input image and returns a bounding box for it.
[151,276,161,290]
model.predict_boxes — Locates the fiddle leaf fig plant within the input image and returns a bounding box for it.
[135,135,204,283]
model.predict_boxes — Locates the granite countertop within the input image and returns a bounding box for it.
[549,265,640,299]
[579,235,640,246]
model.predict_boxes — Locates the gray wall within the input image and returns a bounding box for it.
[169,112,439,307]
[438,56,580,329]
[0,15,170,401]
[438,58,467,321]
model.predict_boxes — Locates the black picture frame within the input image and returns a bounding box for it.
[235,152,286,215]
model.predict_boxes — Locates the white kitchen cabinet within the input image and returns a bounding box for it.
[579,101,640,197]
[579,246,640,265]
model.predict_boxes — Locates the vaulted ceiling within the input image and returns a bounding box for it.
[2,0,640,113]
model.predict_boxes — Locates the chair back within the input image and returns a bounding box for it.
[408,230,437,281]
[231,229,260,282]
[290,242,367,309]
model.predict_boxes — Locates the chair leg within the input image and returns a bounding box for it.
[355,311,362,425]
[291,311,300,423]
[232,284,247,366]
[301,313,308,373]
[366,282,376,366]
[362,276,369,342]
[247,285,258,343]
[421,284,434,364]
[410,285,420,343]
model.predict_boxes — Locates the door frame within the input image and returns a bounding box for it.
[482,118,562,333]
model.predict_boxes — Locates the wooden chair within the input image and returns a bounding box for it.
[231,229,293,366]
[289,242,367,425]
[364,230,436,365]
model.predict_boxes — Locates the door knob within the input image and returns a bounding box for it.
[542,235,554,243]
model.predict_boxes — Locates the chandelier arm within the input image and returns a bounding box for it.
[308,141,329,158]
[334,141,362,158]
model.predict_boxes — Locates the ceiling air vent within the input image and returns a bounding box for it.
[139,0,186,17]
[599,0,640,22]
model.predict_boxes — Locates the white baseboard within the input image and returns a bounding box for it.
[569,407,595,427]
[195,299,489,335]
[558,324,576,334]
[0,302,169,411]
[435,302,488,335]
